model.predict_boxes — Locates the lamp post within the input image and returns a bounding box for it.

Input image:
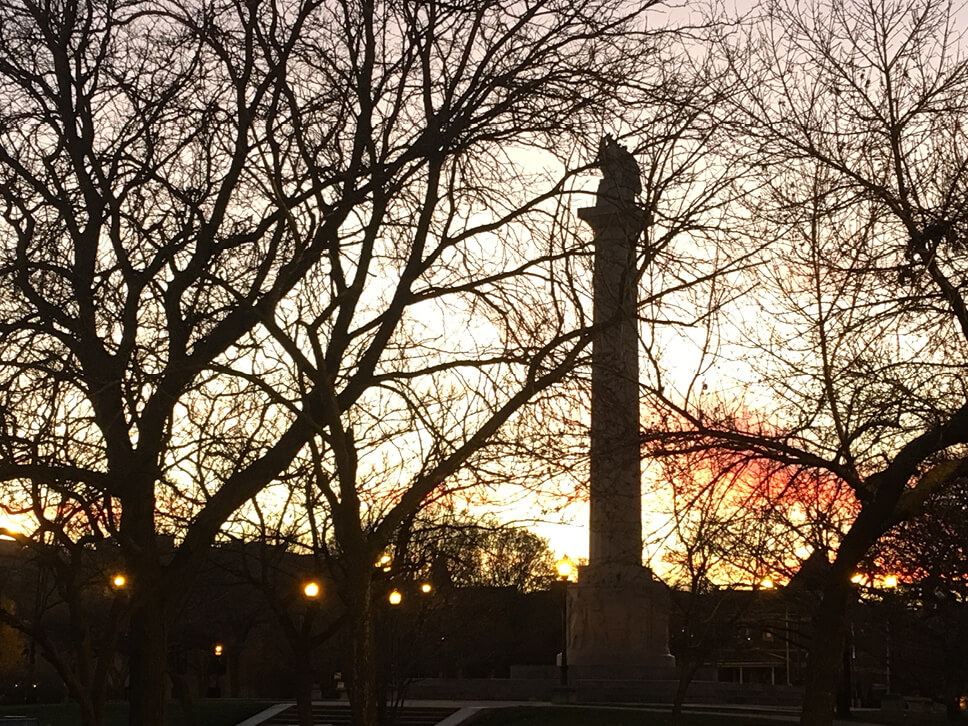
[293,580,323,726]
[550,557,576,703]
[108,571,129,701]
[882,574,897,696]
[386,587,403,712]
[556,559,572,687]
[209,642,226,698]
[835,573,864,718]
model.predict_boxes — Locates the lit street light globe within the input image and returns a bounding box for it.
[303,581,320,598]
[420,582,432,594]
[111,574,127,589]
[556,558,573,580]
[388,589,402,606]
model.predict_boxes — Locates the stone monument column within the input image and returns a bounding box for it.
[569,137,674,678]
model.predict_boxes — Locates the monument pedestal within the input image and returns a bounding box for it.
[563,138,675,684]
[567,563,675,679]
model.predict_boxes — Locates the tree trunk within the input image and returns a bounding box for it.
[91,688,107,726]
[799,578,850,726]
[348,575,381,726]
[77,692,105,726]
[70,606,101,726]
[295,647,315,726]
[672,659,700,723]
[127,586,168,726]
[835,627,853,719]
[798,497,901,726]
[169,672,198,726]
[32,631,106,726]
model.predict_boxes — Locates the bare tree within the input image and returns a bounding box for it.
[652,450,841,718]
[0,492,127,726]
[0,0,695,724]
[644,0,968,723]
[214,478,343,726]
[657,453,753,721]
[866,477,968,720]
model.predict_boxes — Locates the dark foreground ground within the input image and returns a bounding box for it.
[465,706,949,726]
[0,701,951,726]
[0,699,270,726]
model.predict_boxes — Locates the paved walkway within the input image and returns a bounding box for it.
[236,700,899,726]
[236,700,531,726]
[240,702,460,726]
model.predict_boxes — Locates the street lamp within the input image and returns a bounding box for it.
[556,559,573,580]
[209,643,227,698]
[303,581,321,599]
[841,570,871,717]
[388,589,402,606]
[111,573,127,589]
[555,557,573,689]
[880,574,898,694]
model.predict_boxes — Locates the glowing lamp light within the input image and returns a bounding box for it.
[556,557,573,580]
[388,589,402,606]
[760,579,774,589]
[883,575,898,588]
[850,573,864,585]
[213,643,224,656]
[111,574,127,589]
[303,581,320,598]
[420,582,432,594]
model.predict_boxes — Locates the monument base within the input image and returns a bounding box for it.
[567,563,676,679]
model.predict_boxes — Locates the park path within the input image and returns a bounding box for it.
[235,700,903,726]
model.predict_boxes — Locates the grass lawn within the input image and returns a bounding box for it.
[462,706,953,726]
[462,706,797,726]
[1,702,952,726]
[853,712,949,726]
[0,699,272,726]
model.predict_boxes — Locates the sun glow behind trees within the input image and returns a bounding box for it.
[0,2,690,724]
[647,449,859,587]
[3,3,967,726]
[636,0,968,722]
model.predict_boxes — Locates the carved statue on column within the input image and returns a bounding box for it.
[596,134,641,210]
